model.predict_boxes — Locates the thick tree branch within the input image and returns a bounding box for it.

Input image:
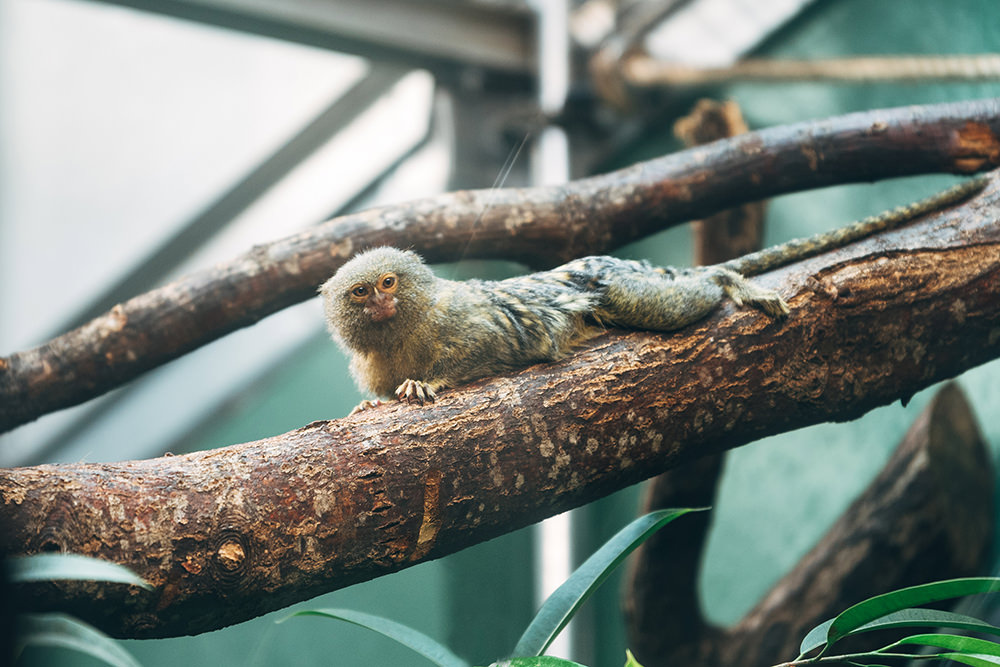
[3,173,999,638]
[3,98,1000,432]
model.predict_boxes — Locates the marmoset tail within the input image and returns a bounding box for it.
[320,176,985,413]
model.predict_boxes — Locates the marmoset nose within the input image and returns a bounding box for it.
[367,290,397,322]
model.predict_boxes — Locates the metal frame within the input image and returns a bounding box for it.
[56,64,410,335]
[85,0,536,82]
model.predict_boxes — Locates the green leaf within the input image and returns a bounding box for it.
[7,553,151,590]
[15,613,142,667]
[889,633,1000,656]
[513,508,703,657]
[489,657,588,667]
[931,653,1000,667]
[285,608,469,667]
[623,649,644,667]
[799,608,1000,658]
[798,618,834,657]
[828,578,1000,646]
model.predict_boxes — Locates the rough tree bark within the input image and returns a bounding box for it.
[3,98,1000,432]
[3,171,999,638]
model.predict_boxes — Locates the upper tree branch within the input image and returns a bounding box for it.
[3,98,1000,432]
[3,173,999,638]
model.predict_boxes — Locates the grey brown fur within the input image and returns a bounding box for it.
[321,177,985,412]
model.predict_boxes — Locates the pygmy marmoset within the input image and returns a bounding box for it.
[321,177,985,413]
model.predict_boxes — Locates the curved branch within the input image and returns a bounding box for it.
[3,98,1000,432]
[723,382,994,667]
[624,383,994,667]
[3,173,1000,638]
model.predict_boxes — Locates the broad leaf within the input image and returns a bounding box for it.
[797,618,834,656]
[15,613,142,667]
[799,607,1000,658]
[889,633,1000,656]
[7,553,151,590]
[931,653,1000,667]
[828,578,1000,644]
[287,608,469,667]
[513,508,702,657]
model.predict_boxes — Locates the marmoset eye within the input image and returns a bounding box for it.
[379,273,398,291]
[350,284,369,300]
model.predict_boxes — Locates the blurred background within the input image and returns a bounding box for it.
[3,0,1000,665]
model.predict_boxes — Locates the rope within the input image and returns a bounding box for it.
[623,54,1000,86]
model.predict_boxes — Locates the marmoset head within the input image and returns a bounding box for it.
[320,247,436,351]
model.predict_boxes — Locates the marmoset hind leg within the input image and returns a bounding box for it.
[559,256,789,332]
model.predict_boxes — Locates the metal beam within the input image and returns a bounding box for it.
[85,0,535,81]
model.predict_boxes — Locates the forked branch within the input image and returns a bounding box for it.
[3,98,1000,431]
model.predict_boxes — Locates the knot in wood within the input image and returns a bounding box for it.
[210,531,250,585]
[36,493,79,553]
[215,539,245,572]
[125,612,161,636]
